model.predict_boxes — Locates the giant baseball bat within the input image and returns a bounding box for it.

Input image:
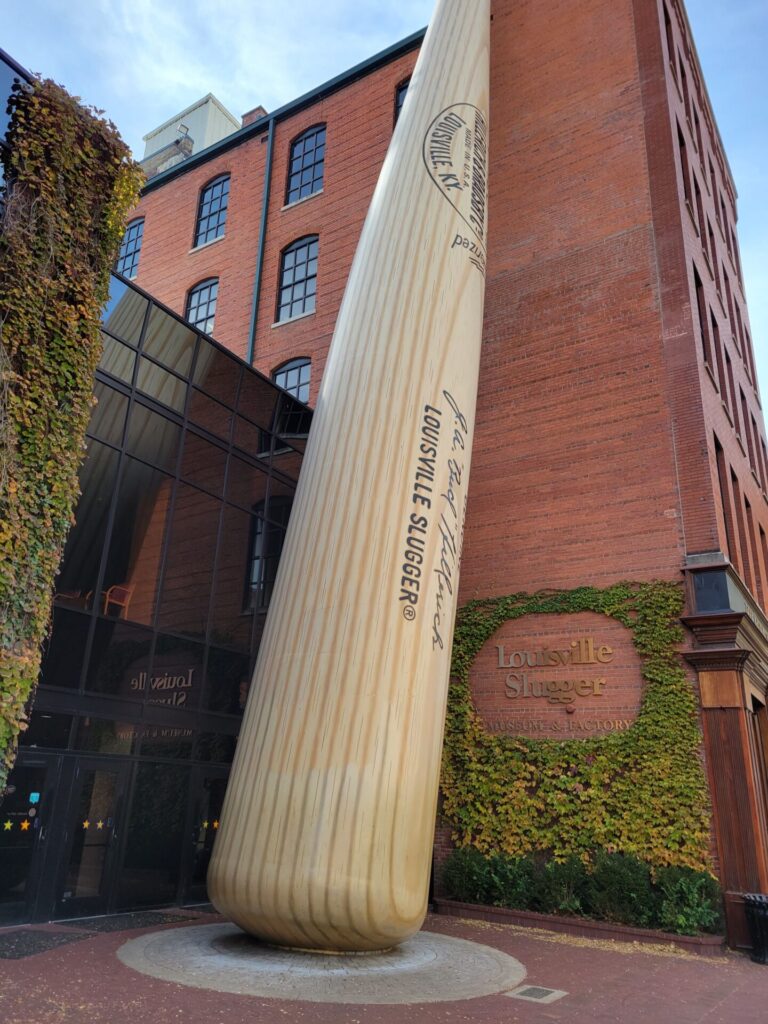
[209,0,490,952]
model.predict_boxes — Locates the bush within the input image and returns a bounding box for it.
[537,855,590,916]
[487,853,538,910]
[439,847,724,936]
[441,846,492,904]
[585,852,655,927]
[653,866,724,935]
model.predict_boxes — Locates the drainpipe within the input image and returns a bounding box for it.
[246,115,276,366]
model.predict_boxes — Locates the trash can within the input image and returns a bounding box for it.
[744,894,768,964]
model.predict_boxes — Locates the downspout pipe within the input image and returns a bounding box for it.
[246,115,276,366]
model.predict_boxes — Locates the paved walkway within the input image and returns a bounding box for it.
[1,909,767,1023]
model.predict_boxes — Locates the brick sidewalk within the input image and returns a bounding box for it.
[1,910,766,1023]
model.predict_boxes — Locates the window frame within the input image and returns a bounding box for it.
[185,277,219,336]
[275,236,319,324]
[115,218,145,280]
[394,78,411,126]
[193,173,230,249]
[284,124,326,206]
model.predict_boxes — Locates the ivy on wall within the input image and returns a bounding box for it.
[441,582,713,871]
[0,78,142,793]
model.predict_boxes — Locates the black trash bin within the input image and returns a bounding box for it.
[744,894,768,964]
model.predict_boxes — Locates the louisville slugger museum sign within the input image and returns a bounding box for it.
[470,612,644,739]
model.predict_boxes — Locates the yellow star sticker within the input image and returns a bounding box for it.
[202,820,209,830]
[96,821,104,830]
[2,820,11,831]
[82,820,90,830]
[212,820,219,830]
[20,820,30,832]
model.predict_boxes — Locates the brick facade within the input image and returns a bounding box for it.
[125,0,768,942]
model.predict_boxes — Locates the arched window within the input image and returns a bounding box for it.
[286,125,326,205]
[394,79,410,124]
[186,278,218,335]
[194,174,230,247]
[116,218,144,279]
[276,236,318,322]
[272,358,311,404]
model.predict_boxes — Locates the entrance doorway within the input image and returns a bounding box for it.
[0,753,58,925]
[55,757,130,919]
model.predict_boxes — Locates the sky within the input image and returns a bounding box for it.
[3,0,766,388]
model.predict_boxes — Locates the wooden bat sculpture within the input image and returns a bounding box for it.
[209,0,490,952]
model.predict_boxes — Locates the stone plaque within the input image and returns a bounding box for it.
[470,611,644,739]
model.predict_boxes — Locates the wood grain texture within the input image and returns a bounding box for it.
[208,0,490,952]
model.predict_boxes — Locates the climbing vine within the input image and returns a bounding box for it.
[441,582,713,870]
[0,77,143,793]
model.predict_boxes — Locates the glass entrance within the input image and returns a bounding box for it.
[0,756,57,925]
[56,758,129,918]
[184,767,228,904]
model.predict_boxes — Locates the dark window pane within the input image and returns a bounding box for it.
[143,304,197,377]
[180,432,227,497]
[39,608,90,689]
[158,484,221,639]
[196,733,237,763]
[118,763,189,909]
[276,237,318,322]
[226,453,269,511]
[101,457,175,626]
[188,389,232,439]
[85,619,153,698]
[102,275,147,344]
[19,712,73,749]
[73,717,137,755]
[211,504,254,649]
[56,440,120,602]
[148,635,205,711]
[126,404,181,474]
[236,374,282,430]
[136,358,187,413]
[204,648,250,715]
[137,723,195,760]
[99,333,136,385]
[87,381,128,447]
[193,338,240,406]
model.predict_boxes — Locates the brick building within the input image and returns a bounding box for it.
[115,0,767,945]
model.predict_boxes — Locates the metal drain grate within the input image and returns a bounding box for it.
[505,984,568,1004]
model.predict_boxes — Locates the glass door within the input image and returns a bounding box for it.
[183,767,229,905]
[0,754,59,925]
[55,757,129,918]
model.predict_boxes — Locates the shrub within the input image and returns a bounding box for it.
[441,846,491,903]
[653,866,723,935]
[586,852,654,927]
[486,853,537,909]
[537,855,590,916]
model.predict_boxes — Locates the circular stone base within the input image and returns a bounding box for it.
[117,923,526,1004]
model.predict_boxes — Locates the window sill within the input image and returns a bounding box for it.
[736,433,747,460]
[271,309,316,329]
[704,361,719,394]
[189,235,225,255]
[721,400,734,428]
[282,189,323,212]
[702,248,713,278]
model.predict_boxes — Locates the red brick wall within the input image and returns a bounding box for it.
[128,0,768,605]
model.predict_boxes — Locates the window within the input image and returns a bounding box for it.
[677,123,691,209]
[194,175,230,248]
[276,236,318,322]
[272,358,310,403]
[286,125,325,205]
[394,79,410,123]
[116,219,144,279]
[186,279,218,335]
[246,497,293,609]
